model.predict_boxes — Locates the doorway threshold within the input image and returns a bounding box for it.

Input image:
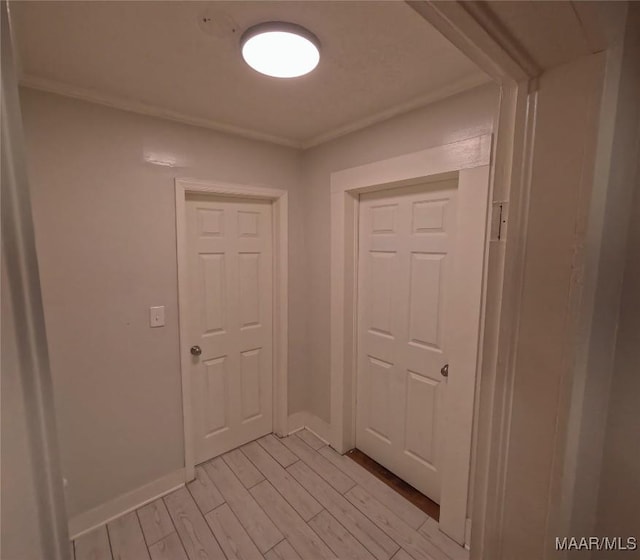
[346,448,440,521]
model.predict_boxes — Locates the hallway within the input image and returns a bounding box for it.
[73,430,467,560]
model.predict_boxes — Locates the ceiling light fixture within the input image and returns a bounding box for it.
[241,22,320,78]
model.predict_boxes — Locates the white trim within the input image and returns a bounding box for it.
[1,7,70,558]
[20,73,490,152]
[331,135,491,194]
[287,412,331,444]
[305,415,332,445]
[175,178,289,481]
[302,74,492,149]
[68,469,185,540]
[20,75,300,148]
[408,2,539,83]
[287,411,307,434]
[329,134,491,544]
[469,82,535,560]
[465,518,472,550]
[439,165,491,544]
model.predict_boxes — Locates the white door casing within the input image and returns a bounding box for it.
[186,195,273,464]
[330,136,491,544]
[176,178,288,481]
[356,180,457,503]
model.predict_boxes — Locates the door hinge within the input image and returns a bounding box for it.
[491,202,508,241]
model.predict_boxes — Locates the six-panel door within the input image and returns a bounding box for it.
[356,180,457,503]
[186,194,273,464]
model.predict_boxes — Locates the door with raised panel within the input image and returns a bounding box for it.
[356,180,457,502]
[186,194,273,464]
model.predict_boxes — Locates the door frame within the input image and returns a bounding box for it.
[407,4,539,557]
[175,178,288,481]
[329,134,491,543]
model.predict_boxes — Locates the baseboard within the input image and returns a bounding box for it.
[465,517,472,549]
[69,468,185,540]
[287,411,307,434]
[69,414,331,541]
[287,411,331,444]
[305,414,331,444]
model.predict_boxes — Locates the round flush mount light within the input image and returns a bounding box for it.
[241,22,320,78]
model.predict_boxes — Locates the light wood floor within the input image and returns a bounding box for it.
[72,430,469,560]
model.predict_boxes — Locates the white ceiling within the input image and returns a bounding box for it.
[11,1,489,148]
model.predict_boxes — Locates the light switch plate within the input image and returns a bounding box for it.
[149,306,165,327]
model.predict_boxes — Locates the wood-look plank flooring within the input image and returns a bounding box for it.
[73,430,468,560]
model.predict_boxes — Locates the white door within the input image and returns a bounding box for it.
[356,180,457,502]
[186,194,273,464]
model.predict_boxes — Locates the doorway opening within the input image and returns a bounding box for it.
[6,0,544,556]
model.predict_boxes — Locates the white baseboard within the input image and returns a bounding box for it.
[465,517,472,549]
[69,415,331,541]
[287,411,331,444]
[305,414,331,444]
[69,468,185,540]
[287,410,307,434]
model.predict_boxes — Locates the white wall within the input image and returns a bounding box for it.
[20,88,305,519]
[301,83,499,423]
[558,3,640,548]
[594,161,640,554]
[593,4,640,550]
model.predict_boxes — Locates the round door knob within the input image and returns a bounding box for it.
[440,363,449,377]
[190,345,202,356]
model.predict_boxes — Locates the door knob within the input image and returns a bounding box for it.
[190,345,202,356]
[440,363,449,377]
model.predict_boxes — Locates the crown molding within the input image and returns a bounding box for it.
[409,1,540,82]
[20,72,491,152]
[301,72,492,149]
[19,74,303,149]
